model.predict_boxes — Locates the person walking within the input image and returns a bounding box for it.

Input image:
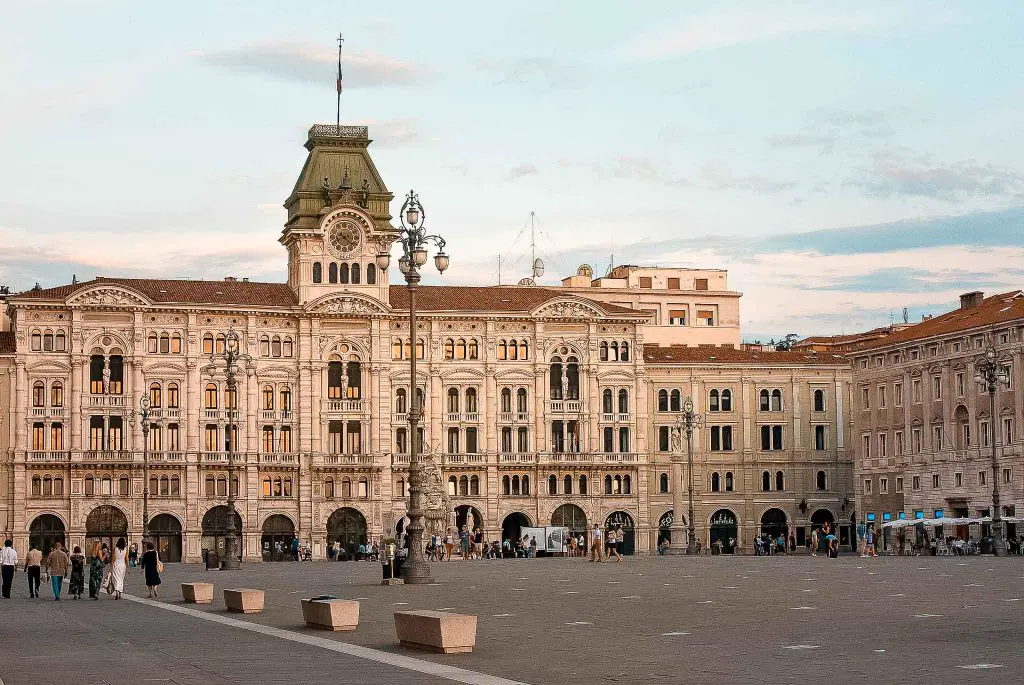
[459,526,470,561]
[589,523,603,562]
[810,527,819,557]
[606,526,622,563]
[68,546,86,599]
[43,542,70,601]
[140,542,162,598]
[110,537,128,599]
[529,536,538,559]
[25,543,42,598]
[88,542,107,600]
[1,540,17,599]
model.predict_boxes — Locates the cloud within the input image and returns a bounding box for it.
[475,57,585,90]
[507,163,539,180]
[353,117,422,146]
[558,156,691,187]
[624,2,896,61]
[845,151,1024,201]
[768,108,894,153]
[700,164,796,194]
[193,42,424,88]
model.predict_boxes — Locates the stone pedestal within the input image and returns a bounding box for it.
[181,582,214,604]
[301,598,359,631]
[394,610,477,654]
[223,588,265,614]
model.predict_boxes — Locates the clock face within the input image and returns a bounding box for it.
[328,221,360,256]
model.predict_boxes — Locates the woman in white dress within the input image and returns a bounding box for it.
[110,537,128,599]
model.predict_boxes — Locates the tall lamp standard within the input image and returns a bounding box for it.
[375,189,449,585]
[668,396,703,555]
[204,330,254,570]
[974,346,1011,556]
[126,394,152,543]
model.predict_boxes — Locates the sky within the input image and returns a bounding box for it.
[2,0,1024,341]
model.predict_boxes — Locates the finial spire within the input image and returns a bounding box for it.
[336,33,344,127]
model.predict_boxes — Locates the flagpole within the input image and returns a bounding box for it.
[336,33,344,128]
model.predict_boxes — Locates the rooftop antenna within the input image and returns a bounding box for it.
[336,33,344,127]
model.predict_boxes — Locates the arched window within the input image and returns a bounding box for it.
[31,476,41,496]
[498,340,508,360]
[53,476,64,496]
[32,381,44,407]
[148,332,158,353]
[30,331,41,351]
[169,475,179,495]
[658,389,668,412]
[522,475,530,495]
[444,339,455,360]
[312,262,323,283]
[459,475,469,496]
[272,477,283,497]
[170,333,182,354]
[415,338,425,359]
[351,263,361,284]
[725,471,734,491]
[279,387,291,412]
[579,474,588,494]
[762,471,771,491]
[205,475,215,496]
[548,474,558,495]
[502,475,510,495]
[623,474,631,494]
[565,474,574,495]
[517,388,528,413]
[50,381,64,407]
[711,472,720,492]
[519,340,529,360]
[621,342,629,361]
[203,334,214,355]
[467,339,479,360]
[119,475,129,496]
[159,333,170,354]
[511,475,521,495]
[709,389,720,412]
[392,338,403,360]
[816,470,827,491]
[721,389,732,411]
[447,388,459,413]
[271,336,282,357]
[159,476,169,495]
[500,388,512,413]
[602,389,613,414]
[216,476,227,497]
[600,341,609,361]
[508,339,518,360]
[813,389,825,412]
[342,478,352,498]
[325,477,335,499]
[614,475,622,494]
[55,331,66,351]
[204,383,218,409]
[42,476,53,496]
[262,385,274,410]
[284,477,292,497]
[456,339,467,360]
[283,337,293,357]
[395,388,407,413]
[604,475,613,494]
[328,262,338,284]
[465,388,478,413]
[759,389,770,411]
[261,477,272,497]
[215,334,226,354]
[339,263,349,284]
[771,389,783,411]
[670,389,681,412]
[775,470,785,491]
[149,382,161,408]
[618,389,629,414]
[470,475,479,496]
[610,341,619,361]
[449,476,459,497]
[366,263,376,284]
[261,426,275,453]
[43,331,54,351]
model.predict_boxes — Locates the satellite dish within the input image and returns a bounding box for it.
[532,258,545,278]
[518,277,536,286]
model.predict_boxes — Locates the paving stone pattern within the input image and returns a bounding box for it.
[2,555,1022,684]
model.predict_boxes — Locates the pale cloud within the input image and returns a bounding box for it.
[700,164,796,194]
[769,108,894,153]
[558,156,691,187]
[475,57,584,90]
[507,163,539,180]
[349,117,423,146]
[846,151,1024,201]
[193,42,424,88]
[624,1,899,61]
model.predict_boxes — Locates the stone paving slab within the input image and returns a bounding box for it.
[2,555,1022,684]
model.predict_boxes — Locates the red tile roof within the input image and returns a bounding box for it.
[10,277,637,315]
[643,344,846,366]
[852,291,1024,350]
[0,331,14,354]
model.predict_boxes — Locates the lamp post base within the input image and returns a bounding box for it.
[991,521,1006,557]
[220,535,240,570]
[402,560,434,585]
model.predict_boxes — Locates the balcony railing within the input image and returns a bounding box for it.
[83,450,134,461]
[446,412,481,423]
[203,409,240,422]
[540,452,594,463]
[148,451,185,462]
[87,394,126,408]
[548,400,583,413]
[29,407,66,418]
[321,454,375,466]
[443,453,488,465]
[322,399,366,413]
[498,452,536,464]
[27,451,71,462]
[392,453,411,466]
[498,412,532,423]
[149,408,181,420]
[259,452,299,464]
[602,452,641,463]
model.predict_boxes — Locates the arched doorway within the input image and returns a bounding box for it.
[201,505,243,561]
[148,514,182,562]
[327,508,367,561]
[86,505,128,553]
[551,503,588,547]
[809,509,836,553]
[657,510,676,546]
[501,512,531,545]
[761,508,788,542]
[261,514,295,562]
[605,511,635,555]
[455,505,483,532]
[709,509,738,554]
[29,514,66,556]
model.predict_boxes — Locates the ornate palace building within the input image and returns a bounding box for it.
[0,123,854,561]
[852,291,1024,543]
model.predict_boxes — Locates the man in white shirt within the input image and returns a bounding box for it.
[589,524,603,562]
[1,539,18,599]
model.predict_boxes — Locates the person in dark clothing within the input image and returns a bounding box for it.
[140,541,162,598]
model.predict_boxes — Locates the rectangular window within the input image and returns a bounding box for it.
[1004,418,1014,445]
[447,428,460,454]
[956,372,965,397]
[880,478,888,494]
[979,471,987,486]
[167,424,180,451]
[722,426,733,451]
[954,472,963,487]
[878,385,886,409]
[667,277,680,289]
[912,379,921,404]
[861,387,870,410]
[771,425,783,450]
[862,434,871,458]
[517,427,529,452]
[932,474,940,489]
[761,425,770,451]
[895,430,904,456]
[912,428,922,454]
[668,309,687,326]
[814,425,826,451]
[32,423,45,450]
[639,277,653,289]
[1004,468,1012,484]
[694,278,708,290]
[894,382,903,407]
[658,426,670,452]
[932,376,942,400]
[89,417,104,450]
[1006,365,1013,391]
[465,428,478,454]
[603,427,614,453]
[50,424,64,450]
[878,433,887,458]
[895,477,904,493]
[204,424,218,452]
[696,309,715,326]
[710,426,721,451]
[933,426,943,450]
[500,427,512,453]
[981,420,990,448]
[328,421,343,454]
[863,478,872,494]
[912,475,920,490]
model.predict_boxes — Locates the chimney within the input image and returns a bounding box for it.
[960,291,984,309]
[224,276,237,282]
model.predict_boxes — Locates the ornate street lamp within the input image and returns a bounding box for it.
[380,189,449,585]
[203,330,254,570]
[126,394,152,542]
[668,396,703,555]
[974,346,1011,556]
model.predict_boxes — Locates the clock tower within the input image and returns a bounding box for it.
[281,123,398,306]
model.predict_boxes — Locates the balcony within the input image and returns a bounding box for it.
[498,412,531,423]
[258,452,299,465]
[29,407,66,419]
[392,453,411,467]
[27,451,71,462]
[321,399,367,414]
[602,452,642,463]
[82,450,134,462]
[540,452,594,464]
[319,453,376,466]
[548,400,583,413]
[148,451,185,463]
[149,408,181,420]
[443,453,488,466]
[445,412,480,423]
[498,452,536,464]
[87,394,127,408]
[203,409,240,422]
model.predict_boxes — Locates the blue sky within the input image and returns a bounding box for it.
[2,0,1023,340]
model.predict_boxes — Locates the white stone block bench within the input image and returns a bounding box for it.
[181,582,214,604]
[301,598,360,631]
[223,588,265,614]
[394,610,477,653]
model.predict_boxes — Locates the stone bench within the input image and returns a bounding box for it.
[301,598,360,631]
[394,610,477,654]
[223,588,265,614]
[181,582,214,604]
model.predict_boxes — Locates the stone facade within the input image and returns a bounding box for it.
[0,123,854,560]
[852,291,1024,538]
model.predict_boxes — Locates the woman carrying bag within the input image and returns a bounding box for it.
[140,541,162,598]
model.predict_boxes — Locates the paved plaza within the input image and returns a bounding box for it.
[2,555,1022,684]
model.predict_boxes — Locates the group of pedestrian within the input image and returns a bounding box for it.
[327,539,380,561]
[0,537,162,601]
[588,522,625,562]
[754,532,797,555]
